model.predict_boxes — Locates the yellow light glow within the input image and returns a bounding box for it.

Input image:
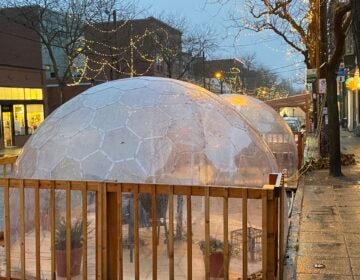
[0,87,43,100]
[346,67,360,91]
[214,72,222,80]
[228,96,248,106]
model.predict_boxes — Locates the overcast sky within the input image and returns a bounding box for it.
[136,0,305,88]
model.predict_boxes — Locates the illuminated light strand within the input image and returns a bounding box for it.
[85,19,130,34]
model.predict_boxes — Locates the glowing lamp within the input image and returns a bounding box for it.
[346,67,360,91]
[214,72,222,80]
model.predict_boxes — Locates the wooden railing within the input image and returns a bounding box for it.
[0,156,17,177]
[0,173,285,280]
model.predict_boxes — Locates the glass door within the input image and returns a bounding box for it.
[2,111,13,148]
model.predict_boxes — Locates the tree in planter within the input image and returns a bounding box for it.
[55,218,83,277]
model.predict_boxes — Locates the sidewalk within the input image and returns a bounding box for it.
[294,130,360,279]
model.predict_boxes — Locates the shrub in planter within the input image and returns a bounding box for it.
[55,218,83,277]
[199,237,231,278]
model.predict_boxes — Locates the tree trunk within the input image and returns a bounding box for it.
[351,0,360,58]
[326,65,342,176]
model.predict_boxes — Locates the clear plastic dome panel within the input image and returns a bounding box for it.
[221,94,298,176]
[14,77,278,187]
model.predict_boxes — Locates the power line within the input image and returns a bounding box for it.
[267,61,304,72]
[219,37,279,48]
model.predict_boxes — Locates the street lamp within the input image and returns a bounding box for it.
[214,71,224,94]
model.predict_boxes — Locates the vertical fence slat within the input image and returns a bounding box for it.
[107,187,119,278]
[102,183,108,280]
[151,186,157,280]
[20,180,25,280]
[50,181,56,280]
[96,183,102,280]
[134,185,140,280]
[4,179,10,278]
[186,193,192,280]
[242,189,248,280]
[35,180,41,279]
[204,187,210,280]
[279,174,285,280]
[168,186,174,280]
[262,190,268,280]
[82,183,88,280]
[118,186,123,280]
[2,165,6,178]
[223,189,229,280]
[66,182,71,280]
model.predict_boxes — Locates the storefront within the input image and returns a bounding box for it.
[0,87,44,148]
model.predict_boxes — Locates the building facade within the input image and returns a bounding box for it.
[0,7,183,147]
[0,7,45,148]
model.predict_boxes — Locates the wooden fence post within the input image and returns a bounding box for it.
[262,186,278,280]
[107,191,118,278]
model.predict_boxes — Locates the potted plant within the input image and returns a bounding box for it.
[55,218,83,277]
[199,237,231,278]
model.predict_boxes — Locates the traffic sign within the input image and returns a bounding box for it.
[319,79,326,93]
[306,69,317,83]
[338,68,346,77]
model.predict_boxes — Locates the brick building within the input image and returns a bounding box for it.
[0,6,182,148]
[85,17,182,80]
[0,7,46,148]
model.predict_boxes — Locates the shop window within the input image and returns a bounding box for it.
[25,88,43,100]
[13,105,26,136]
[0,88,43,100]
[26,105,44,134]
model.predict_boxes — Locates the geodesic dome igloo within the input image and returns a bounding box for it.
[13,77,278,186]
[221,94,298,176]
[8,78,279,279]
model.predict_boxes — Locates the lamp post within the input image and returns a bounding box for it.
[214,71,224,94]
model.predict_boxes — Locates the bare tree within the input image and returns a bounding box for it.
[350,0,360,58]
[151,14,218,79]
[230,0,317,68]
[1,0,137,104]
[228,0,351,176]
[241,52,257,71]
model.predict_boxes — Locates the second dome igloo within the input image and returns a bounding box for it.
[13,77,278,187]
[221,94,298,175]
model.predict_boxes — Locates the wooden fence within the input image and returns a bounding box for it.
[0,172,285,280]
[0,156,17,178]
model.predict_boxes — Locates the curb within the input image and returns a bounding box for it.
[283,176,305,280]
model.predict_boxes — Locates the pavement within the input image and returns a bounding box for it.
[288,129,360,279]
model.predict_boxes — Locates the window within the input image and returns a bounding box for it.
[0,88,43,100]
[25,88,43,100]
[26,105,44,134]
[13,105,26,136]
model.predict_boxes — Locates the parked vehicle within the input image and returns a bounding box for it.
[284,117,301,133]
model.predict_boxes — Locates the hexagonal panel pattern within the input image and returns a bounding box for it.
[221,94,298,175]
[13,77,278,187]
